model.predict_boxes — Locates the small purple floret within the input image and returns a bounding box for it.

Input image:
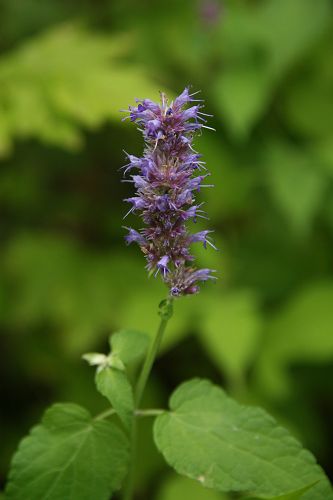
[122,87,216,296]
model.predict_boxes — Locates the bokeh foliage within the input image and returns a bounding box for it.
[0,0,333,498]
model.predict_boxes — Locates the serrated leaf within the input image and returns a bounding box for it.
[110,329,150,365]
[154,379,332,499]
[96,367,134,430]
[6,403,129,500]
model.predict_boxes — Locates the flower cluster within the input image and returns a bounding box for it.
[122,88,216,297]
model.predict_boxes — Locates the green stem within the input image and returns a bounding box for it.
[94,408,164,420]
[135,298,173,407]
[135,409,164,417]
[123,297,173,500]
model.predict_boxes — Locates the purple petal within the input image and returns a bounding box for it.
[182,105,199,121]
[124,228,146,246]
[174,88,191,108]
[125,197,146,210]
[157,255,170,277]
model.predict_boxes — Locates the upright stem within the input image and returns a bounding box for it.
[123,297,173,500]
[135,298,173,407]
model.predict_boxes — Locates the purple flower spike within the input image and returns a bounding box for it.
[122,88,216,296]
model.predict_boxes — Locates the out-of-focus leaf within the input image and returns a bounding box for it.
[214,0,331,138]
[246,482,318,499]
[198,135,256,217]
[0,0,75,45]
[256,0,331,74]
[4,234,194,355]
[212,63,272,140]
[283,75,333,140]
[4,234,142,352]
[119,288,204,353]
[109,329,150,365]
[0,24,160,155]
[199,291,262,384]
[282,40,333,140]
[313,138,333,178]
[157,475,225,500]
[154,379,332,499]
[264,142,326,236]
[255,282,333,399]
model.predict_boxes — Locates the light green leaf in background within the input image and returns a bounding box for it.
[282,73,333,141]
[5,403,129,500]
[96,367,134,430]
[154,379,332,499]
[313,138,333,179]
[213,0,331,139]
[264,142,326,236]
[197,135,256,219]
[212,64,272,141]
[199,291,262,385]
[255,0,331,74]
[3,234,194,356]
[0,23,161,156]
[157,475,226,500]
[255,282,333,399]
[110,329,150,365]
[119,288,202,353]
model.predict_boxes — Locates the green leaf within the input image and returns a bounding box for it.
[119,288,195,353]
[6,403,129,500]
[282,38,333,140]
[96,367,134,430]
[283,74,333,140]
[255,0,331,74]
[157,475,225,500]
[197,135,256,219]
[214,0,331,138]
[265,142,326,236]
[3,234,154,355]
[246,482,317,499]
[212,63,272,140]
[0,24,161,155]
[110,329,150,365]
[199,291,262,384]
[255,282,333,398]
[154,379,332,499]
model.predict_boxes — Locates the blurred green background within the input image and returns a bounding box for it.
[1,0,333,498]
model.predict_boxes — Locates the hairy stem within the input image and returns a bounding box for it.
[123,297,173,500]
